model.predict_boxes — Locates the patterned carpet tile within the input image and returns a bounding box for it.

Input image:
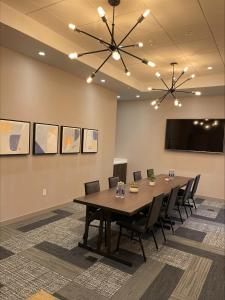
[175,227,206,242]
[183,219,225,233]
[0,245,14,260]
[201,200,225,209]
[193,208,219,219]
[150,246,194,270]
[0,255,70,299]
[203,231,225,249]
[73,261,131,298]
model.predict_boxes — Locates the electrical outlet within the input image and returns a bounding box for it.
[42,188,47,196]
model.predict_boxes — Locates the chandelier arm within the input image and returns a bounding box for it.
[118,51,128,72]
[112,6,115,45]
[118,21,141,46]
[170,92,177,99]
[104,20,117,45]
[175,90,193,94]
[160,78,170,90]
[78,49,111,57]
[119,44,137,49]
[172,64,175,87]
[77,29,111,47]
[175,78,191,89]
[159,91,171,104]
[94,53,112,74]
[119,48,143,62]
[173,71,185,87]
[152,88,169,91]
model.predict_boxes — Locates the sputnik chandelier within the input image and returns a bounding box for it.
[149,62,202,109]
[68,0,155,83]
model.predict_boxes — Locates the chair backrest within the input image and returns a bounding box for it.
[147,169,154,178]
[166,186,180,215]
[133,171,142,181]
[145,194,164,229]
[191,175,201,198]
[84,180,100,195]
[182,179,194,203]
[108,176,119,188]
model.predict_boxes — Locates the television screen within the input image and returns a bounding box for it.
[165,119,225,153]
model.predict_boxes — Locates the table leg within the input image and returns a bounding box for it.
[105,210,112,254]
[83,206,90,246]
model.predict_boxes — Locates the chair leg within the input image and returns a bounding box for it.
[177,205,183,223]
[192,197,197,209]
[116,226,122,251]
[169,216,175,234]
[187,199,193,214]
[97,216,104,250]
[160,219,166,242]
[151,229,158,250]
[104,221,107,247]
[183,203,189,218]
[138,233,146,262]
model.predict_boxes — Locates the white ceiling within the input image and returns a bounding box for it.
[1,0,224,98]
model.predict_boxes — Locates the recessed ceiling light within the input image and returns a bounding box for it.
[136,95,140,98]
[101,79,106,83]
[117,95,121,99]
[207,66,213,70]
[38,51,45,56]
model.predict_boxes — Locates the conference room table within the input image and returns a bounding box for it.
[74,174,191,266]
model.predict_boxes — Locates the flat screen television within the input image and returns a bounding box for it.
[165,119,225,153]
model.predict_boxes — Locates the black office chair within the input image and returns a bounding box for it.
[133,171,142,181]
[175,179,194,221]
[84,181,105,244]
[161,186,180,233]
[116,194,165,262]
[178,175,200,210]
[108,176,119,188]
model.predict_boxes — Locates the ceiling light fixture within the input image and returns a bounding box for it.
[136,95,140,98]
[207,66,213,70]
[101,79,106,83]
[149,62,201,109]
[38,51,45,56]
[68,0,155,83]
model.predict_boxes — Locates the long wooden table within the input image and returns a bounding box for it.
[74,174,191,266]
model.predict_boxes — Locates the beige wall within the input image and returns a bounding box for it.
[0,47,117,223]
[116,95,225,199]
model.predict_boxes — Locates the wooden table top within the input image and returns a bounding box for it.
[74,174,191,216]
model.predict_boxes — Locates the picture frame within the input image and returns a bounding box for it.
[33,123,59,155]
[60,126,81,154]
[0,119,30,156]
[82,128,98,153]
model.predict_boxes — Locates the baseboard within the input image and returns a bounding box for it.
[0,200,73,226]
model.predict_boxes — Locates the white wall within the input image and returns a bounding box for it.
[116,95,225,199]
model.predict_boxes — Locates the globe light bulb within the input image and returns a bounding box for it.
[68,52,78,60]
[183,66,189,73]
[97,7,105,18]
[112,50,121,61]
[86,73,95,84]
[190,74,196,79]
[195,91,201,96]
[148,87,153,91]
[178,102,182,107]
[126,70,131,76]
[155,72,161,78]
[147,61,156,67]
[200,122,204,126]
[143,9,150,18]
[213,120,219,126]
[68,23,76,30]
[154,104,159,110]
[151,100,157,106]
[193,120,199,125]
[174,99,179,106]
[138,42,144,48]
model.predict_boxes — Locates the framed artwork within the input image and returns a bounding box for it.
[33,123,59,155]
[60,126,81,154]
[82,128,98,153]
[0,119,30,155]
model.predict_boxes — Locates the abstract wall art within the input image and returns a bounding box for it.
[33,123,59,155]
[60,126,81,154]
[82,128,98,153]
[0,119,30,155]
